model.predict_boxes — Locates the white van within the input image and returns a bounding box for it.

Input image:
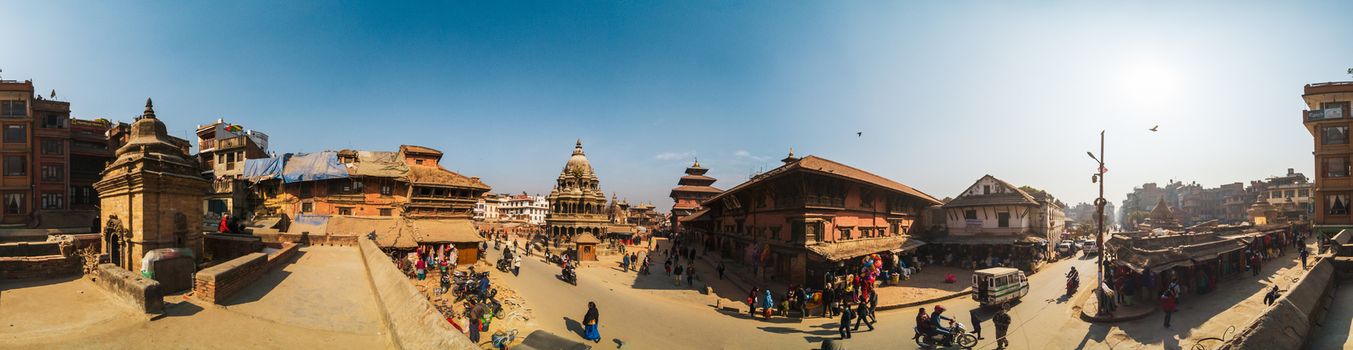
[971,267,1030,307]
[1081,240,1099,255]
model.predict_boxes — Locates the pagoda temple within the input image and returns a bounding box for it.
[669,159,721,233]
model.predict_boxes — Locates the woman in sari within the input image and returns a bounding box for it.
[583,302,601,343]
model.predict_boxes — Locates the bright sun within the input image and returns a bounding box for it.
[1116,60,1179,105]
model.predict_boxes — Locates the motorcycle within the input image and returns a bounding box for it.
[496,257,512,272]
[914,320,978,349]
[1066,276,1079,296]
[556,266,577,285]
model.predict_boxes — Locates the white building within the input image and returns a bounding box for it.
[941,175,1065,246]
[501,193,549,225]
[474,194,509,222]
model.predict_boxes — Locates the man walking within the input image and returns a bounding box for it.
[838,301,855,339]
[1300,246,1310,269]
[1162,279,1179,328]
[852,300,874,332]
[969,308,983,340]
[867,289,879,323]
[718,262,726,280]
[993,306,1011,349]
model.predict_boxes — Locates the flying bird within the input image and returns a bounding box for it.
[856,132,863,137]
[1149,125,1159,132]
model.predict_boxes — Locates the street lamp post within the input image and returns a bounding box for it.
[1088,130,1107,316]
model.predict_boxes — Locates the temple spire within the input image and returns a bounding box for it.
[142,97,157,119]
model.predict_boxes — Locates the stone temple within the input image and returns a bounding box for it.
[93,98,210,277]
[545,139,610,242]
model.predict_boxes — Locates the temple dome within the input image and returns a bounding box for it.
[116,98,187,158]
[563,139,594,175]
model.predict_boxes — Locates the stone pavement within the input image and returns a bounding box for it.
[0,246,391,349]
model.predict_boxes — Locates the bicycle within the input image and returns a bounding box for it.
[1189,325,1237,350]
[490,329,519,350]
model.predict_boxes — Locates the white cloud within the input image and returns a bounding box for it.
[734,150,769,162]
[654,151,695,161]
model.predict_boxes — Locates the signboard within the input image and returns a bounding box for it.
[1310,107,1345,120]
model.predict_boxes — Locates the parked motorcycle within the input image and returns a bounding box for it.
[914,320,978,349]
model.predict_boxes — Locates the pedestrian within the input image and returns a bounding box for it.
[622,254,630,272]
[748,287,759,317]
[867,288,878,323]
[993,306,1012,349]
[718,262,726,280]
[469,302,488,343]
[686,265,695,286]
[762,289,775,320]
[512,256,521,276]
[1300,246,1310,269]
[852,300,874,331]
[664,260,671,276]
[799,286,810,318]
[582,302,601,343]
[1250,253,1262,277]
[969,308,982,339]
[822,283,835,317]
[1161,281,1178,328]
[838,302,855,339]
[674,264,684,286]
[1264,285,1281,305]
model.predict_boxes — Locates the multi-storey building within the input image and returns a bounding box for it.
[669,160,721,233]
[1303,81,1353,232]
[0,80,35,224]
[69,118,113,211]
[196,119,270,217]
[501,193,548,225]
[0,79,114,227]
[939,175,1065,251]
[473,194,508,222]
[691,152,940,288]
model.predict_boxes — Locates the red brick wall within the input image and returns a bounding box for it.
[192,243,299,304]
[0,255,79,279]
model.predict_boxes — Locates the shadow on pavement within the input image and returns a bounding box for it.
[715,307,805,324]
[563,316,584,338]
[1107,252,1304,347]
[0,274,80,292]
[221,250,307,306]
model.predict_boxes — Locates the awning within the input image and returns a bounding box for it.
[926,235,1018,245]
[926,234,1047,245]
[407,219,483,244]
[679,208,711,222]
[807,235,924,262]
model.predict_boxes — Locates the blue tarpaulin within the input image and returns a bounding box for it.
[243,156,285,182]
[282,151,349,183]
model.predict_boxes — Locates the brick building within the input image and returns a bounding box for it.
[1302,81,1353,233]
[690,152,940,288]
[0,79,114,227]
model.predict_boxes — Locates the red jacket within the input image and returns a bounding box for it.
[1161,295,1177,312]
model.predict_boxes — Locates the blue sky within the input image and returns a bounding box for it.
[2,1,1351,210]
